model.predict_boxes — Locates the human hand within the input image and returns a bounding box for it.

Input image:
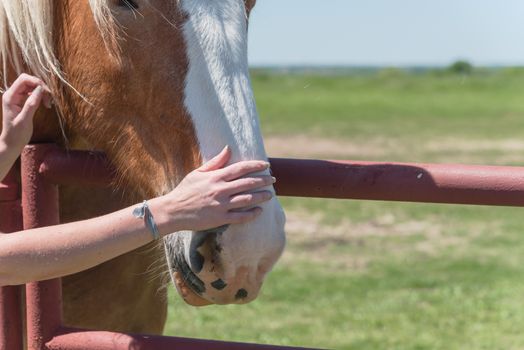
[1,74,53,152]
[157,146,275,233]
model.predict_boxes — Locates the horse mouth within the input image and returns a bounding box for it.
[166,234,213,306]
[172,270,212,307]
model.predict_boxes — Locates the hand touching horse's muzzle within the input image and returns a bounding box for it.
[165,199,286,306]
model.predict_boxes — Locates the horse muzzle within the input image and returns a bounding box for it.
[164,201,286,306]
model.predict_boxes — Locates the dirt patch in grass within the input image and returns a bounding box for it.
[425,138,524,164]
[280,208,496,270]
[426,138,524,152]
[265,134,524,164]
[264,134,403,159]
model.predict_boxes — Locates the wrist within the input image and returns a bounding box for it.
[147,196,182,237]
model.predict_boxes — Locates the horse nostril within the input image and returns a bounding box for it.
[190,228,226,274]
[189,249,205,273]
[211,279,228,291]
[235,288,248,300]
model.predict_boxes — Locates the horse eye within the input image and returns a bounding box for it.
[118,0,139,10]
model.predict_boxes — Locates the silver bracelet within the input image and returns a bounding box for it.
[132,200,160,240]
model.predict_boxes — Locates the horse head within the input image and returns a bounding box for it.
[0,0,285,306]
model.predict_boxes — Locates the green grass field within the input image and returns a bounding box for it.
[165,68,524,349]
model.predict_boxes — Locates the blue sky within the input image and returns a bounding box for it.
[247,0,524,66]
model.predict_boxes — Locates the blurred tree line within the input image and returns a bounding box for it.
[448,60,474,74]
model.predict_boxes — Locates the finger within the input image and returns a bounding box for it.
[29,82,51,95]
[3,74,44,107]
[198,146,231,172]
[229,191,273,210]
[17,86,43,122]
[27,83,52,109]
[42,91,53,109]
[227,207,263,224]
[225,175,275,194]
[218,160,270,181]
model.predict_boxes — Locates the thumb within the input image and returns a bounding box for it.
[198,146,231,172]
[17,85,43,123]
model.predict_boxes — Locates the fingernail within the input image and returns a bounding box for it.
[33,85,43,95]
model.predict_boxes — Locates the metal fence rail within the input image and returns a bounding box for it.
[38,144,524,206]
[3,142,524,350]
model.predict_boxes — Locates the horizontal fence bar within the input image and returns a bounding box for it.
[36,145,524,207]
[271,158,524,206]
[38,147,114,187]
[46,327,314,350]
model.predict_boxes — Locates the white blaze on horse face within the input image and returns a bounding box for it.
[181,0,263,162]
[174,0,286,304]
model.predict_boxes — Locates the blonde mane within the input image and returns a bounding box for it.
[0,0,117,91]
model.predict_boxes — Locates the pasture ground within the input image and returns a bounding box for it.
[165,68,524,349]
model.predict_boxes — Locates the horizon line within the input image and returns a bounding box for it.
[248,63,524,69]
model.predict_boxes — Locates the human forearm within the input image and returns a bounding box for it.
[0,147,274,286]
[0,197,173,286]
[0,139,22,181]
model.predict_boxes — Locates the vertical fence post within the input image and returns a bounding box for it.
[21,144,62,350]
[0,167,24,350]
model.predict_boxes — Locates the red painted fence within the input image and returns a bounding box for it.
[0,168,23,350]
[2,142,524,349]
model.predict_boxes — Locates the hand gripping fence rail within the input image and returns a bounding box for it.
[2,143,524,350]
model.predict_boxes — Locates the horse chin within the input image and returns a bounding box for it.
[172,270,213,307]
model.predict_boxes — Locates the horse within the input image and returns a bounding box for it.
[0,0,285,334]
